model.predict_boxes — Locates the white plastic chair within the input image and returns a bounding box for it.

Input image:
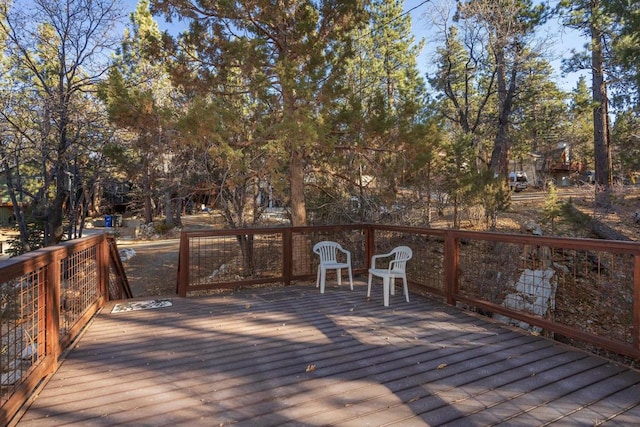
[367,246,412,306]
[313,241,354,293]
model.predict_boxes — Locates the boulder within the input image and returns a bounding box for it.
[494,268,556,334]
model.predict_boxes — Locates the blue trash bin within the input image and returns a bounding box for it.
[104,215,113,228]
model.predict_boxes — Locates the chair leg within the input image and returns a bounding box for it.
[402,276,409,302]
[367,273,372,297]
[390,276,396,296]
[348,266,353,290]
[316,269,320,288]
[320,268,326,294]
[383,277,390,307]
[336,268,342,286]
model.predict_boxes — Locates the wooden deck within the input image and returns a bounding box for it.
[15,282,640,426]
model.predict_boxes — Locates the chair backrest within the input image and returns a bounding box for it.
[390,246,412,273]
[313,241,342,263]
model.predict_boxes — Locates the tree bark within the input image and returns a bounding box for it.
[591,5,612,210]
[564,203,631,241]
[489,46,517,179]
[289,148,307,227]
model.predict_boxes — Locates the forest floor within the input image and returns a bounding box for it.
[115,185,640,298]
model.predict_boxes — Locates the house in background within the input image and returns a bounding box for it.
[1,174,22,227]
[512,144,584,189]
[539,144,584,186]
[0,162,43,226]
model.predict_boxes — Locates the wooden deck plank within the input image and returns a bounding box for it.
[232,336,544,426]
[600,402,640,425]
[15,283,640,426]
[366,352,590,426]
[430,356,618,425]
[491,370,640,425]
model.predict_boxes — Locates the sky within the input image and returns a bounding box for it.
[124,0,590,93]
[403,0,590,92]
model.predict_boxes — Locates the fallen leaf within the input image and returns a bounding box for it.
[437,363,447,369]
[305,364,316,372]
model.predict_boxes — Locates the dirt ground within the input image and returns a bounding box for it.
[116,213,220,297]
[116,187,640,298]
[118,239,182,297]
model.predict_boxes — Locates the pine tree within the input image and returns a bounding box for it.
[325,0,430,221]
[152,0,365,228]
[429,24,493,170]
[100,0,181,225]
[557,0,616,209]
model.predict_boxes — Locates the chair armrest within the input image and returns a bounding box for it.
[371,251,392,269]
[388,259,401,271]
[338,247,351,264]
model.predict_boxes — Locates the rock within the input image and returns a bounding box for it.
[119,248,136,262]
[521,220,543,236]
[494,268,556,334]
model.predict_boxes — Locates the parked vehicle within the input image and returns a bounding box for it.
[509,171,528,192]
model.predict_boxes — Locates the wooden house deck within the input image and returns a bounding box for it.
[15,283,640,426]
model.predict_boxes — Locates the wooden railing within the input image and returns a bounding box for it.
[178,224,640,360]
[0,234,130,425]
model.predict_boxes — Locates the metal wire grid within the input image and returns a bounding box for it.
[458,240,634,345]
[371,230,446,293]
[189,233,284,286]
[59,246,99,335]
[0,268,44,406]
[108,263,124,299]
[303,230,367,277]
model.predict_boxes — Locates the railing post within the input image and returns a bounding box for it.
[444,231,459,306]
[177,232,189,297]
[365,225,375,270]
[283,228,292,286]
[45,252,61,367]
[99,235,109,300]
[634,254,640,354]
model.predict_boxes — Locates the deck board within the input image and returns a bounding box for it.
[15,283,640,426]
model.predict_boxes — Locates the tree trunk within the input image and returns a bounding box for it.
[489,47,517,179]
[143,164,153,224]
[289,146,307,227]
[1,158,31,252]
[45,168,67,246]
[591,8,612,210]
[564,203,631,241]
[164,190,174,226]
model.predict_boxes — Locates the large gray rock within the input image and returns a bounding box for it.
[494,268,556,334]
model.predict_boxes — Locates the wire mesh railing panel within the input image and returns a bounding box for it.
[59,246,100,336]
[108,265,123,299]
[458,240,528,306]
[371,230,446,293]
[189,235,243,286]
[302,229,367,276]
[0,268,45,407]
[252,233,283,278]
[553,248,634,346]
[457,237,636,349]
[188,232,284,286]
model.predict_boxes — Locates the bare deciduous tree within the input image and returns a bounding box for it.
[0,0,123,247]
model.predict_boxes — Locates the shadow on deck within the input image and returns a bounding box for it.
[15,282,640,426]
